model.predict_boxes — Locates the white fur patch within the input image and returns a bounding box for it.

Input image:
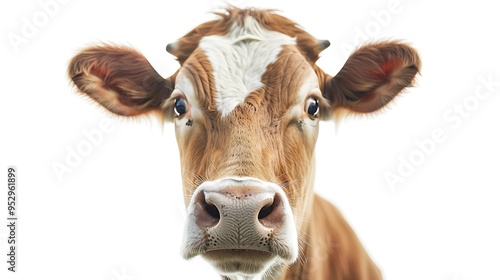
[198,16,296,117]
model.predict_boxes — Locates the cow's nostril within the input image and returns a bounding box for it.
[204,201,220,219]
[195,191,221,228]
[258,194,282,226]
[258,201,275,220]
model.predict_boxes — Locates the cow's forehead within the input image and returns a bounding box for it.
[176,15,317,117]
[198,16,296,117]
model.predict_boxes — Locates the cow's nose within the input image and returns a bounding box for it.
[193,186,285,231]
[182,178,298,263]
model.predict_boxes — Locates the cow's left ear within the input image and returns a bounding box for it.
[322,41,421,115]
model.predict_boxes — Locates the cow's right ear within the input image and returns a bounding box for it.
[68,44,174,116]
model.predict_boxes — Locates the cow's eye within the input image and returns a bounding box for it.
[174,98,188,117]
[305,97,319,118]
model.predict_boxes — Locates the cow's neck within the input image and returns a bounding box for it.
[280,195,384,280]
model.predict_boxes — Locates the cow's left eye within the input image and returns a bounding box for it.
[174,98,188,117]
[305,97,319,118]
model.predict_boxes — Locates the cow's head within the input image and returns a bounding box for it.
[68,8,420,278]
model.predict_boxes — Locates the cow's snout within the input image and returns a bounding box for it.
[194,185,285,231]
[182,177,298,274]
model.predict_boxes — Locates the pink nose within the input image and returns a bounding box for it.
[193,186,285,232]
[182,178,298,262]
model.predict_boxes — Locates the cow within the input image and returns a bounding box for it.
[68,7,420,280]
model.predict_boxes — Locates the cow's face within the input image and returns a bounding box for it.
[68,8,420,278]
[169,27,320,274]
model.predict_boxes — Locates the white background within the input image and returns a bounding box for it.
[1,0,499,279]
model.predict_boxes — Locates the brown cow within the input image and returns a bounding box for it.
[68,8,420,280]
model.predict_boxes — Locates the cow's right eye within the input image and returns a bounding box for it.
[305,97,319,119]
[174,98,188,117]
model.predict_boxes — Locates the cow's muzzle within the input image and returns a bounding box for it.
[182,177,298,275]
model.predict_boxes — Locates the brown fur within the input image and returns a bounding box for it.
[172,46,318,230]
[68,7,420,280]
[282,195,382,279]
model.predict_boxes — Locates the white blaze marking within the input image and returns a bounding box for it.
[199,16,296,117]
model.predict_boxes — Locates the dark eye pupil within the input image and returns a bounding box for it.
[307,98,319,117]
[174,98,187,116]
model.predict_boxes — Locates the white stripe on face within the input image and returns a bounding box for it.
[198,16,296,117]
